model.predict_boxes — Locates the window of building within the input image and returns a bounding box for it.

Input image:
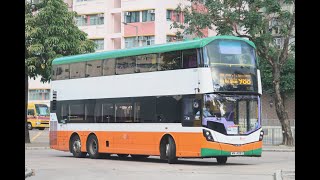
[136,54,157,73]
[124,11,140,23]
[142,10,155,22]
[29,89,50,101]
[75,16,87,26]
[116,56,136,75]
[159,51,182,70]
[166,10,173,21]
[86,60,102,77]
[89,14,104,25]
[141,36,155,46]
[125,37,138,48]
[166,10,181,22]
[92,39,104,51]
[103,59,116,75]
[70,62,86,79]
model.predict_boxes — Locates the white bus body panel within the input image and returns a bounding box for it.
[51,68,214,101]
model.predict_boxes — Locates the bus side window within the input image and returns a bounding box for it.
[182,49,197,68]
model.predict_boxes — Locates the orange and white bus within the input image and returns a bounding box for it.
[50,35,263,164]
[27,102,50,130]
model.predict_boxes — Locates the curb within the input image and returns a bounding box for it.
[25,166,35,179]
[263,149,295,152]
[25,147,50,150]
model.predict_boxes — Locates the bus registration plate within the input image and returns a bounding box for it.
[231,152,244,155]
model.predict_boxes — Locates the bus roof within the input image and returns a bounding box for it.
[52,35,256,65]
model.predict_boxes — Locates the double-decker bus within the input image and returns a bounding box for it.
[49,35,263,164]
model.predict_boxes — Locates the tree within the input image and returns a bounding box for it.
[25,0,96,143]
[173,0,295,145]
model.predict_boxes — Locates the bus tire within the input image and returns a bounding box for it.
[70,134,87,158]
[27,123,33,130]
[38,127,45,130]
[131,155,149,160]
[166,136,177,164]
[216,156,227,164]
[86,135,102,159]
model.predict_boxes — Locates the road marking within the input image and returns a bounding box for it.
[31,132,43,142]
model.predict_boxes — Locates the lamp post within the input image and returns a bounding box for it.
[122,22,138,47]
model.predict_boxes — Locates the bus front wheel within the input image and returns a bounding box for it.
[70,135,87,158]
[86,135,102,159]
[27,123,33,130]
[216,156,227,164]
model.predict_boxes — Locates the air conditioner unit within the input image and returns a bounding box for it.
[97,14,104,17]
[81,15,87,18]
[125,12,131,16]
[148,9,155,14]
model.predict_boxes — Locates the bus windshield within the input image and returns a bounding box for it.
[35,104,49,116]
[205,39,256,66]
[202,94,260,135]
[204,39,258,92]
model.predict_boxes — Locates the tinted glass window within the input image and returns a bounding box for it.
[115,103,133,122]
[86,60,102,77]
[116,57,136,74]
[155,96,181,123]
[159,51,181,70]
[69,104,84,122]
[206,39,256,66]
[103,59,116,76]
[182,49,198,68]
[70,62,86,79]
[136,54,157,73]
[56,64,70,80]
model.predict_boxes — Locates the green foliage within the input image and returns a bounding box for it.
[173,0,295,96]
[260,56,295,95]
[25,0,96,82]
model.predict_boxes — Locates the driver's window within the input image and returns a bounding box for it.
[27,109,35,116]
[181,95,202,127]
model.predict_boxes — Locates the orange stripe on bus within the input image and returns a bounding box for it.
[51,131,261,157]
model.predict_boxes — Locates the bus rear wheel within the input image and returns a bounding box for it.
[216,156,227,164]
[165,136,177,164]
[70,135,87,158]
[86,135,102,159]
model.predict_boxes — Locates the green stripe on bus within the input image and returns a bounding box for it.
[201,148,262,157]
[52,35,256,65]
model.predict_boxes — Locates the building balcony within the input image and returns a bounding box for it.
[124,22,155,37]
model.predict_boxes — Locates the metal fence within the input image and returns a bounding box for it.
[262,126,295,145]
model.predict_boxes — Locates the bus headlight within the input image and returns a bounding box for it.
[259,130,264,141]
[203,129,214,142]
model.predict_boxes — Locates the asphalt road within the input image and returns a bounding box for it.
[25,148,294,180]
[26,128,294,180]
